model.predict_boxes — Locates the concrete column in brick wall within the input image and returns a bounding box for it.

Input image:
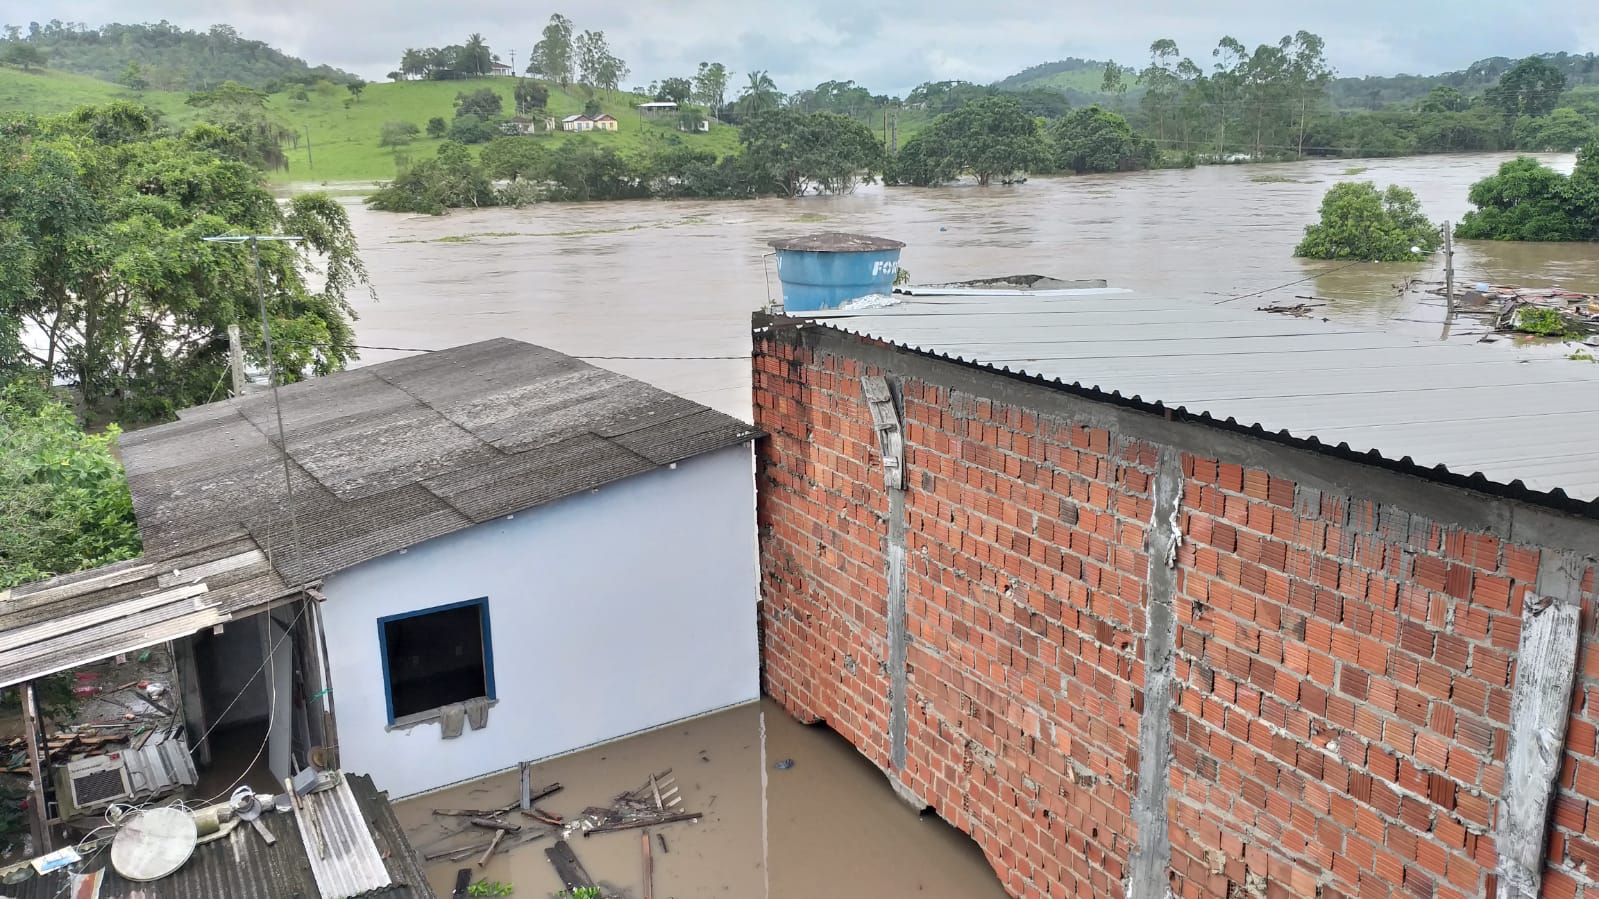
[861,375,910,776]
[1494,550,1585,899]
[1127,446,1182,899]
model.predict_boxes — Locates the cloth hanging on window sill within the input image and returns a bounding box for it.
[439,703,466,738]
[465,697,490,730]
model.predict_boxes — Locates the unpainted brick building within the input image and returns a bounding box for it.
[753,310,1599,899]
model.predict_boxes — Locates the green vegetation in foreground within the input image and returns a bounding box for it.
[1294,182,1441,261]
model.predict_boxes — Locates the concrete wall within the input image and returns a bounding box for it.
[754,324,1599,899]
[319,443,760,798]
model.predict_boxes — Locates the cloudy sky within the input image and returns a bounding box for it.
[9,0,1598,95]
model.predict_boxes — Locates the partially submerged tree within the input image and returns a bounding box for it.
[1051,106,1158,174]
[1456,151,1599,241]
[890,95,1047,186]
[0,102,373,420]
[739,109,881,196]
[1293,181,1441,261]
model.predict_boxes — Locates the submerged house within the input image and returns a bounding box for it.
[1,339,760,814]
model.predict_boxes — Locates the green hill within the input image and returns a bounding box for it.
[0,68,740,185]
[268,79,742,185]
[994,58,1114,95]
[2,22,355,91]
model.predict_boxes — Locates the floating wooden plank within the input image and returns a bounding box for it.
[582,812,701,836]
[642,831,654,899]
[469,817,521,833]
[544,840,596,892]
[1495,589,1582,899]
[451,868,472,899]
[477,829,505,867]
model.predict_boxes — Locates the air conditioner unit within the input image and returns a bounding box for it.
[66,755,133,810]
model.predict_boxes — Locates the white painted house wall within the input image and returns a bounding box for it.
[318,443,758,797]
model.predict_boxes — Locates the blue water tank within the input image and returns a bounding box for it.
[769,232,905,313]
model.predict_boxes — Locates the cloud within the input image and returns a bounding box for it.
[9,0,1594,95]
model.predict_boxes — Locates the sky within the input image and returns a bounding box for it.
[8,0,1598,96]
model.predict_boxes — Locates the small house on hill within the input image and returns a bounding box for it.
[637,101,679,116]
[561,114,594,131]
[0,339,761,804]
[590,113,619,131]
[489,61,514,77]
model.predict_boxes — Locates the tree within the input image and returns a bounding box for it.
[529,14,574,86]
[694,62,731,118]
[1294,182,1441,261]
[582,96,603,117]
[1100,61,1128,104]
[575,30,625,91]
[1139,39,1183,146]
[454,88,503,119]
[538,140,651,201]
[0,380,140,588]
[118,61,149,90]
[1418,85,1471,113]
[400,47,428,80]
[1456,154,1599,241]
[446,114,497,144]
[479,137,547,181]
[1486,56,1568,125]
[368,141,497,214]
[1051,106,1157,173]
[1513,108,1595,151]
[423,116,446,139]
[739,109,881,196]
[738,70,781,117]
[184,82,294,171]
[515,79,550,115]
[1285,31,1332,157]
[460,33,492,78]
[379,121,420,146]
[657,77,694,105]
[891,95,1046,186]
[0,103,373,420]
[346,78,366,102]
[0,42,47,71]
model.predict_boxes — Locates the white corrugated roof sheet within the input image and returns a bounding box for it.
[293,772,394,899]
[807,291,1599,506]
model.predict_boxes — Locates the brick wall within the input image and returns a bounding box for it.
[754,327,1599,899]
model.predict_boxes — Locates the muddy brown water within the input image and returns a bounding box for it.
[355,154,1598,897]
[393,699,1006,899]
[339,151,1599,422]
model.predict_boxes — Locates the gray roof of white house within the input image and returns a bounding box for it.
[803,291,1599,509]
[120,338,758,587]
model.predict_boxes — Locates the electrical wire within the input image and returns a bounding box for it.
[1212,260,1372,304]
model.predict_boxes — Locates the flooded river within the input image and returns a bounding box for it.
[341,151,1599,421]
[353,153,1597,897]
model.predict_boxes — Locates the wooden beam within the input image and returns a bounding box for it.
[19,682,52,853]
[1494,586,1582,899]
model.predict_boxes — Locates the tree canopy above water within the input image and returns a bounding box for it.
[1293,182,1441,261]
[1455,151,1599,242]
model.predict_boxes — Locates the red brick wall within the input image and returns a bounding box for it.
[754,330,1599,899]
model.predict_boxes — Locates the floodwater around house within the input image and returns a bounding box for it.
[393,698,1008,899]
[339,152,1599,423]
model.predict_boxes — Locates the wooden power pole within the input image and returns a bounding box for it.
[1443,221,1455,320]
[20,682,53,853]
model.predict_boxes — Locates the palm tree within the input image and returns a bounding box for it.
[740,70,780,115]
[461,33,492,78]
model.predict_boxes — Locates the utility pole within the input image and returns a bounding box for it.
[228,323,246,397]
[889,112,898,156]
[305,127,314,173]
[1443,221,1456,320]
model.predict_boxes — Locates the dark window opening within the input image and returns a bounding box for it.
[379,599,494,723]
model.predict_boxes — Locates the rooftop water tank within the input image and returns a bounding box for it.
[769,232,905,313]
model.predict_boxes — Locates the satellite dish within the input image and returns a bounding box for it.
[111,807,198,882]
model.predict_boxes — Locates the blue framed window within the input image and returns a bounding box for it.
[377,597,496,724]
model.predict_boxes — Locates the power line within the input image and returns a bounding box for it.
[1213,260,1371,305]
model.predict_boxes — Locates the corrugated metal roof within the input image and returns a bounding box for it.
[119,338,759,588]
[1,773,435,899]
[801,292,1599,508]
[293,771,393,899]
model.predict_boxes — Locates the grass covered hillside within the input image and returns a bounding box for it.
[0,69,740,185]
[267,78,741,184]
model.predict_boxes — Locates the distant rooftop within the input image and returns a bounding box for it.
[802,291,1599,510]
[120,338,757,587]
[770,232,907,253]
